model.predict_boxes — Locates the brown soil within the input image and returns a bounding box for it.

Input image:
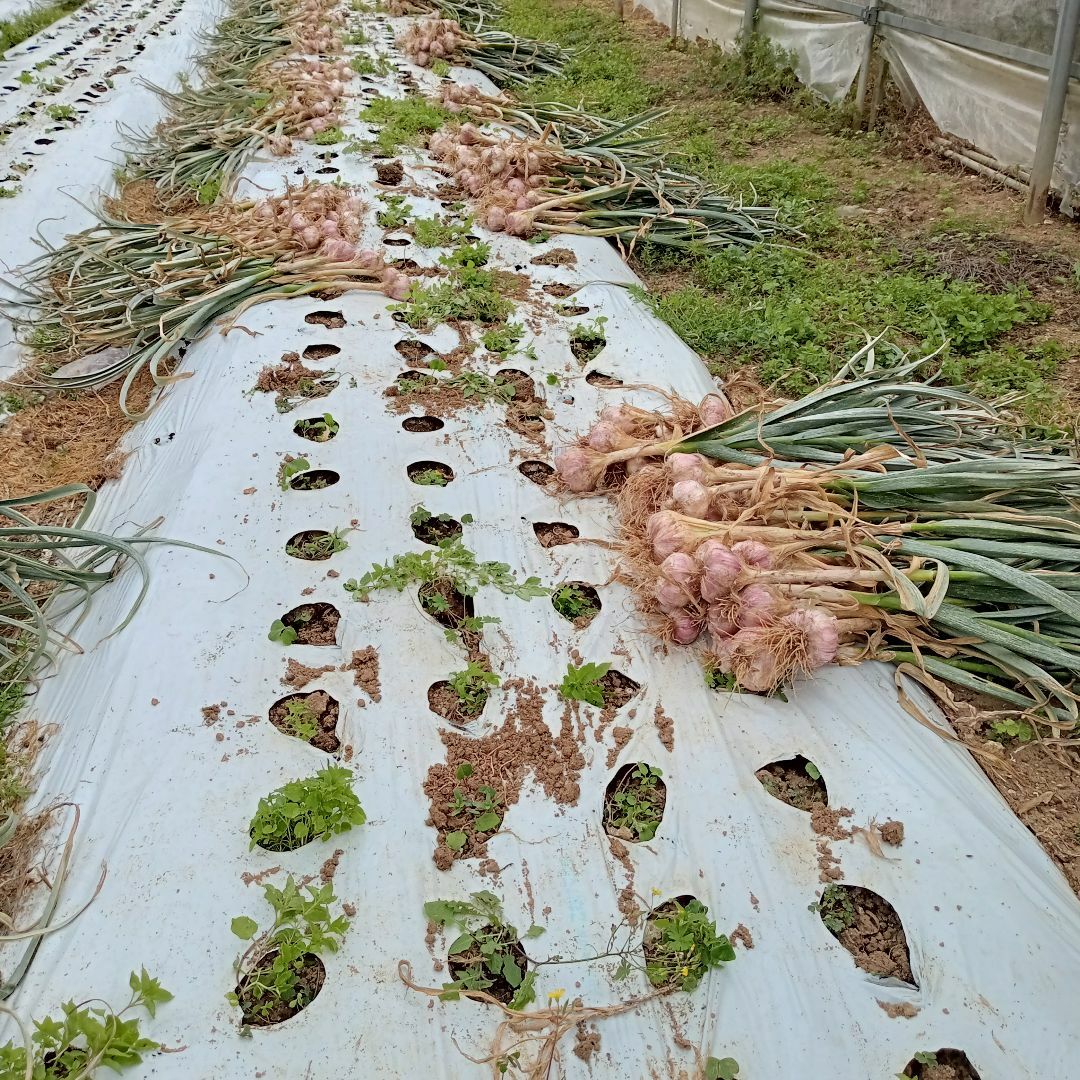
[903,1050,981,1080]
[236,951,326,1026]
[605,726,632,769]
[599,669,639,712]
[385,377,476,421]
[824,885,915,984]
[573,1023,601,1063]
[412,512,461,546]
[585,370,623,387]
[281,658,334,689]
[394,338,437,366]
[319,848,344,883]
[653,704,674,752]
[447,932,529,1006]
[375,160,404,185]
[345,647,381,702]
[531,247,576,267]
[407,460,455,485]
[542,283,576,298]
[603,761,667,842]
[879,1000,919,1019]
[0,367,163,500]
[560,304,591,318]
[302,343,341,361]
[425,678,585,867]
[518,459,555,486]
[880,819,905,846]
[280,602,339,645]
[402,415,444,432]
[810,803,853,840]
[757,757,828,813]
[729,923,753,950]
[304,309,346,329]
[497,368,550,445]
[532,521,580,548]
[269,690,340,754]
[254,356,336,411]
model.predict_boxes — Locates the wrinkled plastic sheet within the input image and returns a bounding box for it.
[1,12,1079,1080]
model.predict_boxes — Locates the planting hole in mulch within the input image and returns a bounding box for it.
[407,460,455,486]
[901,1049,982,1080]
[293,416,339,443]
[518,460,554,486]
[302,343,340,361]
[570,325,606,362]
[599,669,640,711]
[280,602,340,645]
[383,235,410,246]
[530,247,576,267]
[447,932,529,1006]
[815,884,916,985]
[497,369,549,441]
[642,894,700,988]
[586,370,623,388]
[604,762,667,843]
[395,338,436,366]
[560,304,590,318]
[542,282,576,298]
[269,691,340,753]
[429,675,491,726]
[285,529,346,561]
[315,166,339,175]
[756,756,827,812]
[552,581,601,628]
[375,159,404,185]
[288,468,340,491]
[234,951,326,1026]
[304,310,345,329]
[402,416,444,432]
[412,511,462,546]
[533,521,579,548]
[419,578,473,633]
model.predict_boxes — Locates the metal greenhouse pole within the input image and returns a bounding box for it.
[1024,0,1080,224]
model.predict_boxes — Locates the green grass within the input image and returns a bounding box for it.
[1,0,86,54]
[499,0,1075,428]
[360,97,455,154]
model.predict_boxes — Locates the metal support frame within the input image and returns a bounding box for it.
[852,1,880,122]
[1024,0,1080,224]
[741,0,759,40]
[670,0,681,40]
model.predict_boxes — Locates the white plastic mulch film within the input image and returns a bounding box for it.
[637,0,1080,209]
[2,5,1080,1080]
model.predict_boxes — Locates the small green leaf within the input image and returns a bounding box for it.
[447,933,474,955]
[805,761,821,781]
[523,924,545,939]
[231,916,258,940]
[455,762,474,781]
[474,811,501,833]
[446,831,467,852]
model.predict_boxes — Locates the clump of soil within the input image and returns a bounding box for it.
[810,803,852,840]
[902,1049,981,1080]
[756,756,828,812]
[497,368,550,445]
[280,602,339,645]
[820,884,915,984]
[254,356,336,411]
[653,703,674,752]
[385,374,474,420]
[375,159,404,185]
[345,647,381,702]
[599,669,639,712]
[542,282,576,298]
[428,673,490,726]
[304,310,345,328]
[573,1023,601,1063]
[880,819,905,846]
[531,247,576,267]
[269,690,340,753]
[518,460,555,487]
[281,658,334,689]
[533,521,579,548]
[424,679,585,868]
[235,952,326,1026]
[730,923,754,950]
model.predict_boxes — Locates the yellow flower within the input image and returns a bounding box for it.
[651,888,661,897]
[548,989,565,1002]
[681,966,689,977]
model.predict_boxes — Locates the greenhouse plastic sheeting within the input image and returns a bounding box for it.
[3,11,1080,1080]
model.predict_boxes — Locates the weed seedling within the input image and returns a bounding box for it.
[424,891,543,1009]
[642,898,735,991]
[482,322,525,357]
[552,584,599,623]
[229,876,350,1025]
[376,193,412,229]
[279,456,311,490]
[286,529,349,560]
[268,619,298,645]
[279,698,319,741]
[606,763,664,842]
[412,214,473,248]
[249,765,366,851]
[412,468,449,487]
[569,316,608,362]
[393,262,513,330]
[360,96,454,155]
[447,660,499,718]
[987,718,1034,744]
[294,413,339,442]
[559,661,611,707]
[810,884,856,934]
[705,1057,741,1080]
[313,126,344,145]
[0,970,172,1076]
